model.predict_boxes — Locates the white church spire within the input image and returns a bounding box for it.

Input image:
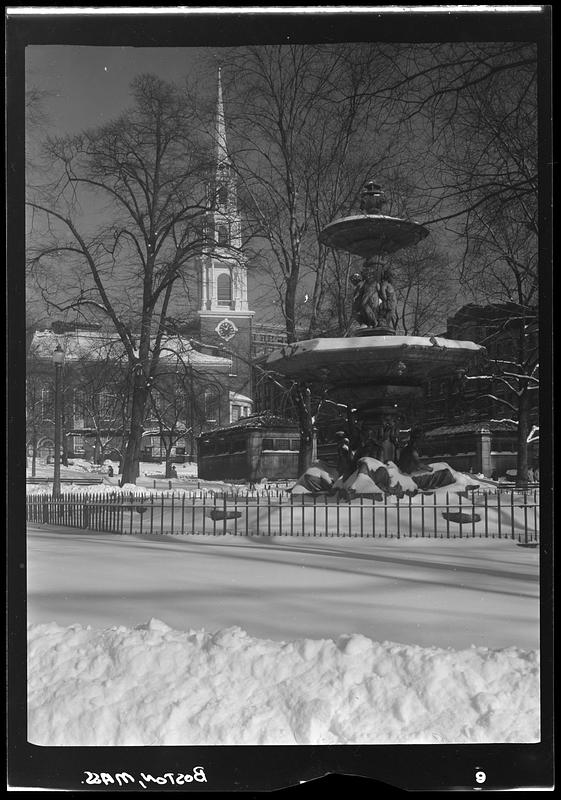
[215,66,230,168]
[198,68,252,318]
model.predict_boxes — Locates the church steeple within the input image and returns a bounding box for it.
[197,67,254,412]
[198,68,252,317]
[215,66,229,169]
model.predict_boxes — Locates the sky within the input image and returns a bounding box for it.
[25,44,284,325]
[26,45,219,137]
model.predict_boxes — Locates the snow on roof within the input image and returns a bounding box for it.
[425,421,518,437]
[29,329,231,367]
[229,391,253,403]
[201,412,298,436]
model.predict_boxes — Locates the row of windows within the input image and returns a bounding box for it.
[262,438,300,452]
[200,437,246,456]
[35,388,121,424]
[200,436,300,457]
[253,333,287,344]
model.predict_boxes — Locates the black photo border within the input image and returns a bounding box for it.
[6,5,554,793]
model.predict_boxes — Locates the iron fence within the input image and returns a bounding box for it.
[26,488,540,544]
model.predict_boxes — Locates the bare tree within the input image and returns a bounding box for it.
[27,74,217,483]
[439,51,538,482]
[218,44,398,469]
[364,42,540,480]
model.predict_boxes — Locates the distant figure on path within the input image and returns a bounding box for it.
[335,431,353,479]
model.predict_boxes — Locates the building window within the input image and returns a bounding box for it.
[72,435,85,454]
[73,390,86,428]
[97,392,116,423]
[41,386,54,421]
[217,223,229,246]
[218,185,228,207]
[205,388,220,423]
[216,273,232,305]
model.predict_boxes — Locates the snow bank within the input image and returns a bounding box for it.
[27,620,539,747]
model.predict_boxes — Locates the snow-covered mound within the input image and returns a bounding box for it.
[293,457,486,498]
[291,462,335,494]
[27,620,539,747]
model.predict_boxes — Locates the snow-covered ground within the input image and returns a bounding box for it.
[26,458,199,479]
[27,524,540,746]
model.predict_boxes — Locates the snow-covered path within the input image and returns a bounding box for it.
[26,525,541,746]
[27,524,539,650]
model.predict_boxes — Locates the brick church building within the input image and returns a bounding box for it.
[26,69,255,466]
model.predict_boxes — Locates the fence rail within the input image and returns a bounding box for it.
[26,488,540,544]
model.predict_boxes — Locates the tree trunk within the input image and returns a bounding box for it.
[94,435,102,465]
[121,381,148,485]
[164,442,174,479]
[31,434,37,478]
[61,402,69,467]
[516,387,530,486]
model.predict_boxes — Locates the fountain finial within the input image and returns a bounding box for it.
[359,181,386,214]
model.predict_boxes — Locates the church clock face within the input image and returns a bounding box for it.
[216,318,238,342]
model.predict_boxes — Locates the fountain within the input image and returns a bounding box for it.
[265,181,486,496]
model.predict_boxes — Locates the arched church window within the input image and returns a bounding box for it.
[218,185,228,206]
[217,223,229,246]
[217,273,232,306]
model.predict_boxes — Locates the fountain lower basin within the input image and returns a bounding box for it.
[266,335,483,383]
[266,334,484,421]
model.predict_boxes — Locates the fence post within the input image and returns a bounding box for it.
[360,496,364,538]
[267,493,271,537]
[534,489,538,543]
[523,491,529,545]
[384,495,388,538]
[408,495,413,538]
[313,494,317,538]
[510,490,515,539]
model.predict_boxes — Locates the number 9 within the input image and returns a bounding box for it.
[475,771,486,784]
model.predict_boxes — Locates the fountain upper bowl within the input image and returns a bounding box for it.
[319,214,430,257]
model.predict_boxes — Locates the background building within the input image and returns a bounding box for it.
[420,303,539,476]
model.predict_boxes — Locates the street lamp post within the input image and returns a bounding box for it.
[52,344,65,497]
